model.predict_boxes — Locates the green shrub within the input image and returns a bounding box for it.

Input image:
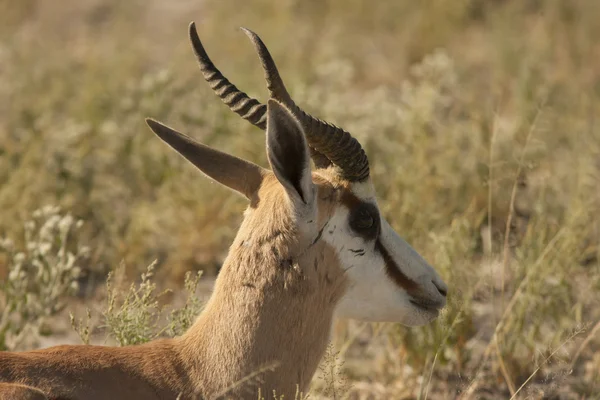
[0,206,86,350]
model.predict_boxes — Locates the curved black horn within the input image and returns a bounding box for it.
[189,22,267,129]
[241,27,370,182]
[188,22,370,181]
[189,22,331,169]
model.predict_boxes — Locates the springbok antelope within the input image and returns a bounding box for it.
[0,23,448,399]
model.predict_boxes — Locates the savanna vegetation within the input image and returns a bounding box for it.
[0,0,599,398]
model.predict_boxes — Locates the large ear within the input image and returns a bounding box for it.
[146,118,266,199]
[266,99,314,205]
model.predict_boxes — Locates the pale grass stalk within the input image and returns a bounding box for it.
[460,226,568,399]
[487,111,499,328]
[487,111,498,259]
[422,309,465,400]
[500,101,545,309]
[212,361,281,400]
[423,276,484,400]
[335,322,387,379]
[570,319,600,369]
[509,327,584,400]
[484,111,519,394]
[336,322,370,359]
[495,102,544,396]
[494,337,516,396]
[417,352,434,400]
[69,308,92,345]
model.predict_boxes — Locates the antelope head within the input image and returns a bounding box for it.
[147,23,447,327]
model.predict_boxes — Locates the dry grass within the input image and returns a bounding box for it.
[0,0,599,398]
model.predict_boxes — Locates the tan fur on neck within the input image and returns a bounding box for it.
[0,173,348,399]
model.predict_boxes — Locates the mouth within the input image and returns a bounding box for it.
[409,298,443,314]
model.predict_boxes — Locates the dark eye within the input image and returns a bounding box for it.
[349,203,380,240]
[354,209,375,230]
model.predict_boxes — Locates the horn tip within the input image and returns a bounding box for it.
[240,26,258,40]
[189,21,206,56]
[189,21,199,39]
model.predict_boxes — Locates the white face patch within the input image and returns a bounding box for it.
[321,182,447,327]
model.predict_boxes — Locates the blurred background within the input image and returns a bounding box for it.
[0,0,599,398]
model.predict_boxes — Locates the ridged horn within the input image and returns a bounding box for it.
[188,22,370,181]
[189,22,331,170]
[240,27,370,182]
[189,22,267,129]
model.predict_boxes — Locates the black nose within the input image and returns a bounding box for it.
[433,280,447,297]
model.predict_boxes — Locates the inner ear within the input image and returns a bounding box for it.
[266,99,314,205]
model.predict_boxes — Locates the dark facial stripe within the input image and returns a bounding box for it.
[375,237,419,294]
[340,186,420,293]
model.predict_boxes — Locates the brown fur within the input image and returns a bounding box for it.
[0,384,48,400]
[0,173,349,400]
